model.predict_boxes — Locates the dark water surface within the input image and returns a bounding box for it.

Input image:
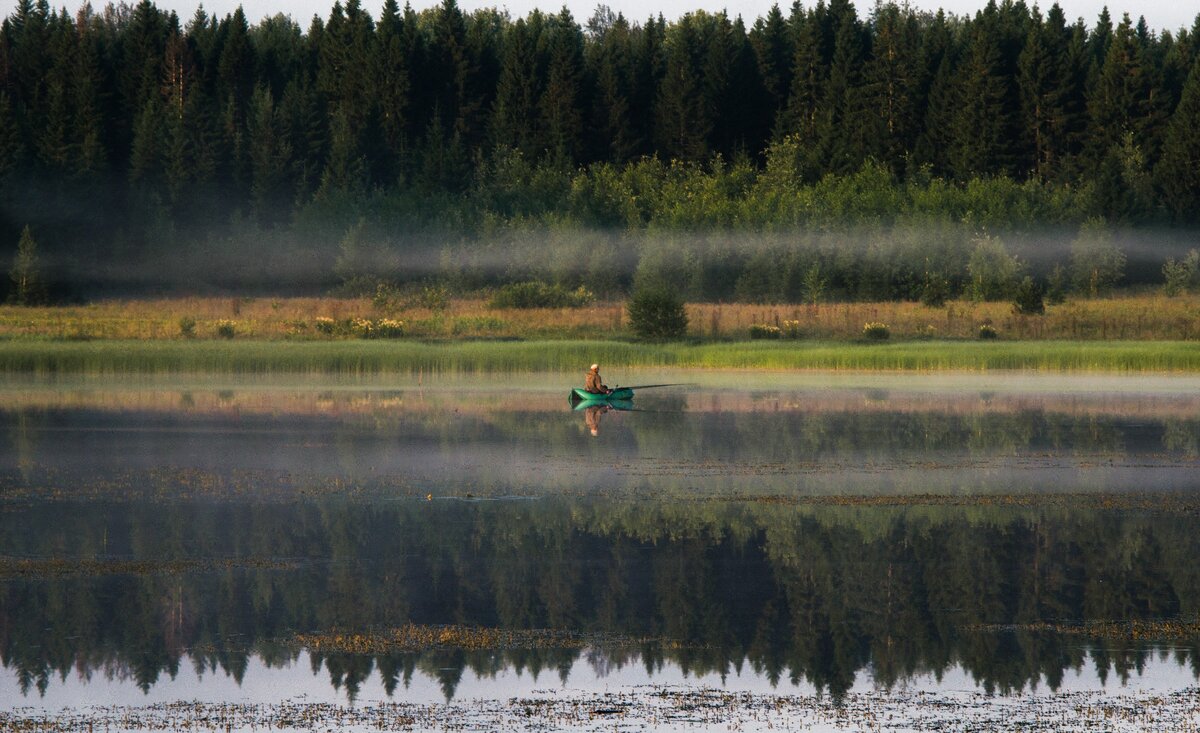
[2,374,1200,712]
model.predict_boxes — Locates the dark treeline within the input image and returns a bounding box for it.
[3,501,1200,700]
[1,0,1200,296]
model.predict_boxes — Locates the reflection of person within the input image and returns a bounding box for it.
[584,404,610,436]
[585,363,611,395]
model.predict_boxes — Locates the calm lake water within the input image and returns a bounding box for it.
[2,373,1200,725]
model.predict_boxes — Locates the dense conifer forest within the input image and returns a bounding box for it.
[1,0,1199,297]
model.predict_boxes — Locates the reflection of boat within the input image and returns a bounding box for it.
[571,398,633,412]
[569,387,634,404]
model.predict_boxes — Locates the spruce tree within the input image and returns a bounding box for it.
[911,9,956,175]
[632,15,667,158]
[399,3,429,145]
[1057,16,1092,179]
[429,0,471,140]
[655,15,708,161]
[539,10,585,164]
[590,14,639,162]
[751,4,794,116]
[217,7,255,116]
[279,78,326,201]
[725,15,771,157]
[0,92,25,180]
[864,3,921,173]
[1019,7,1070,179]
[72,17,107,177]
[698,12,735,157]
[9,225,45,305]
[821,1,872,174]
[160,31,194,208]
[9,0,48,118]
[1157,55,1200,222]
[216,10,254,193]
[1087,15,1153,170]
[36,12,74,172]
[779,8,826,179]
[375,0,410,180]
[950,7,1016,178]
[491,17,541,156]
[119,1,169,154]
[319,107,366,194]
[128,97,163,185]
[248,86,293,224]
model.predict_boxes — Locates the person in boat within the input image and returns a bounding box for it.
[585,363,612,395]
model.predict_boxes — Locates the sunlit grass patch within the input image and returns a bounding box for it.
[0,339,1198,374]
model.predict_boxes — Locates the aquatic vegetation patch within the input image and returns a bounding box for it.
[290,624,675,653]
[725,492,1200,513]
[1,685,1197,732]
[0,555,299,579]
[966,618,1200,642]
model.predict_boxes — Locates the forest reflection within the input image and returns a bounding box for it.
[3,499,1199,702]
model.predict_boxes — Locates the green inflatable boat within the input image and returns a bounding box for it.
[569,387,634,404]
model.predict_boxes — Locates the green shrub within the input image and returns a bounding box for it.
[919,271,952,307]
[749,324,782,339]
[627,286,688,339]
[1070,219,1126,297]
[1163,250,1199,296]
[314,317,337,335]
[489,281,595,309]
[1012,276,1045,315]
[215,320,236,339]
[451,316,507,335]
[372,318,404,338]
[350,318,404,339]
[965,234,1022,302]
[862,322,890,341]
[782,320,803,338]
[178,316,196,338]
[416,283,450,311]
[1045,264,1069,305]
[799,263,827,305]
[978,324,998,340]
[372,282,404,311]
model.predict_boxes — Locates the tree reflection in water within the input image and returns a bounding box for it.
[2,500,1199,701]
[2,386,1199,703]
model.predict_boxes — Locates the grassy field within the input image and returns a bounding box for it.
[0,294,1196,374]
[0,339,1197,375]
[0,293,1198,341]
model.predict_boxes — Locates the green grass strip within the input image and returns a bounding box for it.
[0,339,1197,375]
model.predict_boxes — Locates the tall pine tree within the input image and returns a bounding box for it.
[1156,55,1200,221]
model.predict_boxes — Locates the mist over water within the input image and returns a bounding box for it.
[2,375,1199,714]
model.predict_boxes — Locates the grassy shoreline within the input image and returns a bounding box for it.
[0,339,1197,375]
[2,294,1199,342]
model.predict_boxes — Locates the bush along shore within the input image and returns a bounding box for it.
[1,294,1199,342]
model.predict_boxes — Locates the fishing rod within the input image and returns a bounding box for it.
[617,383,697,390]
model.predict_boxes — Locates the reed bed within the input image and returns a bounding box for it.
[0,339,1197,374]
[0,293,1197,341]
